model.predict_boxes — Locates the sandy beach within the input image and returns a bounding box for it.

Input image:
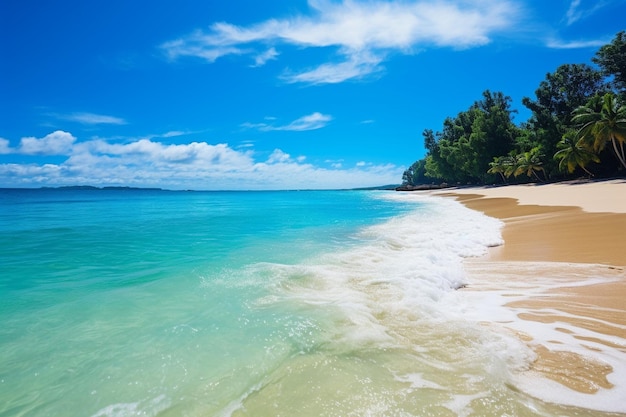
[431,179,626,410]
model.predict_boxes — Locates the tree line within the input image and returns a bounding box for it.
[402,31,626,187]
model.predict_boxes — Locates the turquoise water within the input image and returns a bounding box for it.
[0,189,621,416]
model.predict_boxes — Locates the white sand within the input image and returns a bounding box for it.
[434,179,626,214]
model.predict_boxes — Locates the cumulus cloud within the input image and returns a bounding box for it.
[0,138,11,154]
[161,0,519,83]
[18,131,77,155]
[267,149,292,163]
[0,131,403,190]
[72,138,253,167]
[243,112,332,131]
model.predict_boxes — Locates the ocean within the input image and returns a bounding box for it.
[0,188,621,416]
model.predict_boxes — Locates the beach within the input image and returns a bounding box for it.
[431,179,626,410]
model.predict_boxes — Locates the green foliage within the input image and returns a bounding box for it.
[404,32,626,185]
[573,92,626,168]
[592,31,626,96]
[523,64,609,125]
[554,131,600,176]
[402,159,428,185]
[512,149,545,181]
[422,91,517,184]
[521,63,608,176]
[487,156,514,183]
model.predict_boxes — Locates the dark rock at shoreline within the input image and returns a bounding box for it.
[395,183,450,191]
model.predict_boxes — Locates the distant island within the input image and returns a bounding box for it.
[39,186,164,191]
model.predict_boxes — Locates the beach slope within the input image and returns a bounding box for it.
[431,179,626,412]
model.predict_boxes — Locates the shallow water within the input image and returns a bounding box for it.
[0,189,623,416]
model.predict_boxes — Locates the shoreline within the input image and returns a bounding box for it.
[428,179,626,411]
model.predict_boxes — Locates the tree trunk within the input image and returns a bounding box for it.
[610,136,626,168]
[582,165,594,177]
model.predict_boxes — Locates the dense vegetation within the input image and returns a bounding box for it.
[402,31,626,187]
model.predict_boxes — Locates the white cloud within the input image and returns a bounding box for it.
[60,112,127,125]
[73,138,252,166]
[162,130,188,138]
[161,0,519,84]
[0,138,11,154]
[19,131,77,155]
[565,0,583,24]
[546,37,610,49]
[564,0,611,25]
[252,47,279,67]
[161,32,247,62]
[282,51,384,84]
[243,112,332,131]
[326,158,344,168]
[267,149,292,163]
[0,131,403,189]
[276,112,332,131]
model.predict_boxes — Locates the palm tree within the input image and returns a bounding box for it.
[572,93,626,169]
[514,150,545,182]
[487,157,509,183]
[501,155,518,179]
[554,132,600,176]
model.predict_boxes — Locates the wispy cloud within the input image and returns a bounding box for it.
[161,130,188,138]
[565,0,583,24]
[161,0,519,84]
[325,158,344,166]
[282,50,385,84]
[546,37,610,49]
[0,131,403,190]
[564,0,611,25]
[251,47,279,67]
[242,112,332,131]
[57,112,127,125]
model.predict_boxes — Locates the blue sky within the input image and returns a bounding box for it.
[1,0,624,190]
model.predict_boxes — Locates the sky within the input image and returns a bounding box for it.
[1,0,624,190]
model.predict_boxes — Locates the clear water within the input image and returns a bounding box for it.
[0,189,621,416]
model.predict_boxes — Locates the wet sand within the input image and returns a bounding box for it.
[430,179,626,405]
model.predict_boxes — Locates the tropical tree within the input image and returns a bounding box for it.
[487,155,516,183]
[469,91,519,180]
[423,91,518,184]
[592,31,626,97]
[513,150,545,182]
[487,157,508,183]
[572,93,626,169]
[521,63,609,176]
[402,159,428,186]
[554,132,600,176]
